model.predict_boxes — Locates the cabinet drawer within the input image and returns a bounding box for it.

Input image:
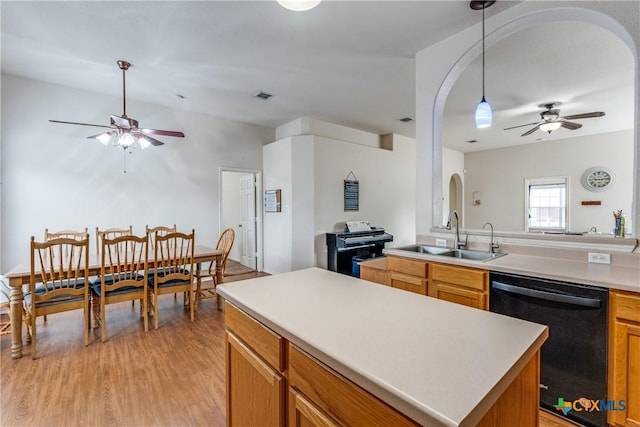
[360,267,389,286]
[288,344,419,427]
[225,301,284,372]
[430,263,487,291]
[389,272,427,295]
[431,281,486,310]
[611,290,640,323]
[387,256,428,278]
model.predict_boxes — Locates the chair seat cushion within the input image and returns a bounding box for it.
[148,269,190,288]
[90,273,145,297]
[24,279,86,307]
[89,272,144,287]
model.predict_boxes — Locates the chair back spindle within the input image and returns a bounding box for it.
[96,226,133,256]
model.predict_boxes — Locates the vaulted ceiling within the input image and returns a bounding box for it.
[1,1,634,152]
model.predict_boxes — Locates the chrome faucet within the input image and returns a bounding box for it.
[482,222,499,253]
[446,210,467,249]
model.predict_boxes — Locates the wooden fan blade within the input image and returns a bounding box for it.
[110,115,138,129]
[562,111,605,120]
[561,121,583,130]
[504,121,541,131]
[142,135,165,146]
[141,128,185,138]
[522,124,541,137]
[49,119,112,129]
[86,131,114,139]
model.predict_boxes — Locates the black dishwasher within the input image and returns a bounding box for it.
[489,272,608,427]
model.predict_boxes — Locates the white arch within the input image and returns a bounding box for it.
[431,6,639,232]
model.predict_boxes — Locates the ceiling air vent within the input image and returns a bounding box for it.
[254,91,273,100]
[399,117,414,123]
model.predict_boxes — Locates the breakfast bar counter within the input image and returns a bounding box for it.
[217,267,548,427]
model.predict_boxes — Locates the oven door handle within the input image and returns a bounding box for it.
[491,281,602,308]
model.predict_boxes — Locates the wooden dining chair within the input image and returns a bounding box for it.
[92,234,149,342]
[145,224,177,248]
[25,235,90,358]
[44,228,89,260]
[95,226,133,256]
[0,276,12,336]
[44,228,89,240]
[194,228,235,307]
[143,225,177,302]
[147,230,195,329]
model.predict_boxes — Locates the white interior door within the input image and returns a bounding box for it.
[240,174,257,269]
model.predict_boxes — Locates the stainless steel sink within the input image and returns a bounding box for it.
[395,245,453,255]
[392,245,506,262]
[443,249,507,261]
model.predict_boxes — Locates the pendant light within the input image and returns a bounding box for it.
[471,1,495,128]
[277,0,321,11]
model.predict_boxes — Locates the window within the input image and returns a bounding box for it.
[525,177,568,232]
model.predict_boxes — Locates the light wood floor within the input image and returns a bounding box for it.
[1,271,575,427]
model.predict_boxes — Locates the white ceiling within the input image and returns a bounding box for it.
[1,1,634,152]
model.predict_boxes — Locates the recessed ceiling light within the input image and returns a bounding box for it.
[254,91,274,100]
[399,117,414,123]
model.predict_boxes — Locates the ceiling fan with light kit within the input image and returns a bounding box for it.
[49,60,185,150]
[503,102,605,137]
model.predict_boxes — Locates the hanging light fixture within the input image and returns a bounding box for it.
[539,121,562,134]
[471,1,495,128]
[277,0,321,11]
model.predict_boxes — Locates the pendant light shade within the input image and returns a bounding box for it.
[475,96,492,128]
[471,1,495,128]
[277,0,321,11]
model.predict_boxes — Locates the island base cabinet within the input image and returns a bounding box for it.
[609,290,640,427]
[226,330,285,427]
[475,351,540,427]
[288,344,420,426]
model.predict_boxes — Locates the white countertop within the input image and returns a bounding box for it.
[383,247,640,293]
[217,268,548,427]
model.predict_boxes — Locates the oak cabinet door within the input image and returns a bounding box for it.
[289,388,339,427]
[388,272,428,295]
[430,281,486,310]
[226,331,285,427]
[609,291,640,427]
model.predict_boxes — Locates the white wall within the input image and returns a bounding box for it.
[416,2,640,238]
[462,129,633,233]
[1,74,274,270]
[313,134,416,269]
[262,138,293,274]
[263,125,416,274]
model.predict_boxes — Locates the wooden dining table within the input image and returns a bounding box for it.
[4,245,224,359]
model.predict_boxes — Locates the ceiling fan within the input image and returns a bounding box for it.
[49,60,185,149]
[504,102,605,137]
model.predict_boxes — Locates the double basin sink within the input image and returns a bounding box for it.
[394,244,507,262]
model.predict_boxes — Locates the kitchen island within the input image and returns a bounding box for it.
[217,268,548,427]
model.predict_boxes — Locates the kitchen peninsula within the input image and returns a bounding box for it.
[217,268,548,427]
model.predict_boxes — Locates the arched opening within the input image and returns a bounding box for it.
[448,173,464,225]
[430,7,638,231]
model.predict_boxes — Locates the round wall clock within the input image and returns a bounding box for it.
[581,167,616,192]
